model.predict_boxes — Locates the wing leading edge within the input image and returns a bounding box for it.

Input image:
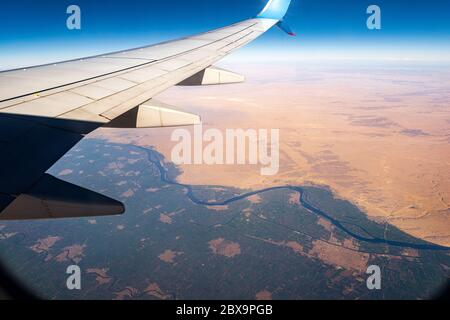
[0,0,293,220]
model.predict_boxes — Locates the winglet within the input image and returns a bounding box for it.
[257,0,293,21]
[277,20,296,36]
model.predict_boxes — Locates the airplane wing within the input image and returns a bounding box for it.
[0,0,293,220]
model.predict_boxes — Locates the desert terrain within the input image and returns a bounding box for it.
[91,60,450,246]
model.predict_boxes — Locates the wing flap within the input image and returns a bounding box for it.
[0,174,124,220]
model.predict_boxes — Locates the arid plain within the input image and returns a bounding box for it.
[92,60,450,247]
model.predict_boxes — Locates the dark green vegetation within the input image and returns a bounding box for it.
[0,139,448,299]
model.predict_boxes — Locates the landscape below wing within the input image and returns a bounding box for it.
[0,0,293,220]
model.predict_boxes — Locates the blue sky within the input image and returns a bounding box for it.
[1,0,450,69]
